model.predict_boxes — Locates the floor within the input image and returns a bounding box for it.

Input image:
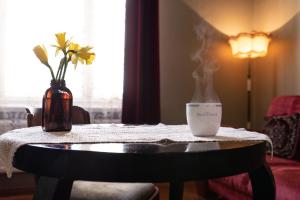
[0,182,205,200]
[0,196,32,200]
[156,182,205,200]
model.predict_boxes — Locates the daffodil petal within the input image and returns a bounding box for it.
[86,54,95,64]
[55,32,69,52]
[33,45,49,65]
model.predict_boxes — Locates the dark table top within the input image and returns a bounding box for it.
[13,140,266,182]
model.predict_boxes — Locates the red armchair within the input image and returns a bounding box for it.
[207,96,300,200]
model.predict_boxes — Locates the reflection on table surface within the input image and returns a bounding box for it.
[31,140,263,154]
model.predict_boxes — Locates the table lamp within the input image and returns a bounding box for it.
[228,32,271,129]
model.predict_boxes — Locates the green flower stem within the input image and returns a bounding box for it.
[56,59,64,80]
[46,63,55,80]
[61,56,69,80]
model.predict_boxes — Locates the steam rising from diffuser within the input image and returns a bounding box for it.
[191,23,220,103]
[187,23,222,137]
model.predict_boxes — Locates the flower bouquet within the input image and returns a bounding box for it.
[33,32,95,132]
[33,32,95,81]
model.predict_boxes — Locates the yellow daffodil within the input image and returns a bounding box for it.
[33,45,49,65]
[77,46,95,63]
[33,32,95,81]
[53,32,69,54]
[33,45,55,80]
[68,42,81,68]
[69,42,80,52]
[70,46,95,68]
[68,42,80,57]
[86,54,95,65]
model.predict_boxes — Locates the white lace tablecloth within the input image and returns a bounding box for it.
[0,124,272,177]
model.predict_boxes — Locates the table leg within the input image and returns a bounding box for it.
[33,176,73,200]
[248,163,276,200]
[169,181,184,200]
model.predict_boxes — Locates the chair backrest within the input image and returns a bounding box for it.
[25,106,90,127]
[267,96,300,117]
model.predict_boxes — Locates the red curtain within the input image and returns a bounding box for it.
[122,0,160,124]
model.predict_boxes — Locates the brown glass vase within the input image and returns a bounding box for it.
[42,80,73,132]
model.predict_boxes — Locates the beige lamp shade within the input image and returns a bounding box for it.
[228,32,271,58]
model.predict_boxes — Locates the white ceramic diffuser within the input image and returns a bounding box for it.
[186,102,222,136]
[186,65,222,137]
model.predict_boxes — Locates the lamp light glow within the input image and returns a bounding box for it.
[228,32,271,130]
[228,32,271,59]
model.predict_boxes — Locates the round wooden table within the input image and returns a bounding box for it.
[13,141,275,200]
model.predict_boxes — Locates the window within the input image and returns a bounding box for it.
[0,0,125,109]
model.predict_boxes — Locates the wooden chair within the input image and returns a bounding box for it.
[25,106,159,200]
[26,106,91,127]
